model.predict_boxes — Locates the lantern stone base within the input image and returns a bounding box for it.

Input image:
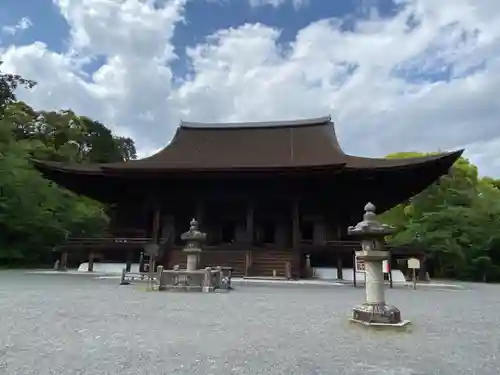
[159,285,204,292]
[156,267,228,293]
[349,303,410,328]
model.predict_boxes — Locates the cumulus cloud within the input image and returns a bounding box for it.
[1,0,500,175]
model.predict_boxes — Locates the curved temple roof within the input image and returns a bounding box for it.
[33,116,464,174]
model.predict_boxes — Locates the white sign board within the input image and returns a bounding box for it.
[382,260,390,274]
[407,257,421,269]
[355,256,366,273]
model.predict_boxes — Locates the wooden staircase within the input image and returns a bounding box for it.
[164,248,293,278]
[166,249,246,277]
[247,250,293,278]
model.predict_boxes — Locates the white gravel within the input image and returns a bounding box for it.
[0,271,498,375]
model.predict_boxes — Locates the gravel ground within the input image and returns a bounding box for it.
[0,271,499,375]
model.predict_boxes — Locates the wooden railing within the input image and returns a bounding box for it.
[65,237,152,246]
[300,240,424,257]
[62,236,172,249]
[56,236,424,279]
[60,236,423,259]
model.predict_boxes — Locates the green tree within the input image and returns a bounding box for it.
[471,256,493,282]
[0,114,108,264]
[0,64,135,266]
[0,61,36,117]
[382,152,500,282]
[482,176,500,191]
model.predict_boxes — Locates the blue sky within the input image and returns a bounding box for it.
[1,1,68,52]
[1,0,500,176]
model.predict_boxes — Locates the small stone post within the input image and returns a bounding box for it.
[139,252,145,272]
[144,244,159,273]
[120,268,130,285]
[348,203,410,327]
[180,218,207,271]
[126,249,132,272]
[156,265,164,291]
[203,267,213,292]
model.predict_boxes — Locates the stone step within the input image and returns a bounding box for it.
[166,250,293,278]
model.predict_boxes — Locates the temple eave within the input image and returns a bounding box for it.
[32,149,462,176]
[339,150,464,215]
[343,149,464,171]
[32,159,104,175]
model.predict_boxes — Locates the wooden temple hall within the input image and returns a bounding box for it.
[34,116,463,278]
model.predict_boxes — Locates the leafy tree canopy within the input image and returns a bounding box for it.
[381,152,500,282]
[0,62,136,266]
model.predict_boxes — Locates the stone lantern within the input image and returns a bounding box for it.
[181,218,207,271]
[348,202,409,327]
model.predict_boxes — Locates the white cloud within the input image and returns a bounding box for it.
[2,0,500,175]
[248,0,308,9]
[2,17,33,36]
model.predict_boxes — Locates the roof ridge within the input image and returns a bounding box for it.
[180,115,332,130]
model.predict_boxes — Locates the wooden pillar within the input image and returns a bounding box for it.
[159,215,175,268]
[88,251,94,272]
[161,215,175,242]
[245,251,252,277]
[336,223,344,280]
[246,203,254,244]
[336,253,343,280]
[196,202,204,227]
[305,254,312,278]
[275,221,287,249]
[59,251,68,271]
[149,205,161,272]
[151,206,161,244]
[352,250,357,287]
[291,199,301,278]
[388,249,393,288]
[418,254,428,281]
[292,200,300,248]
[312,219,326,245]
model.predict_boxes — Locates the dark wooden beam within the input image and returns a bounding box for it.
[151,205,161,244]
[59,251,68,271]
[291,199,301,278]
[195,201,204,226]
[246,202,254,244]
[88,251,94,272]
[292,200,300,249]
